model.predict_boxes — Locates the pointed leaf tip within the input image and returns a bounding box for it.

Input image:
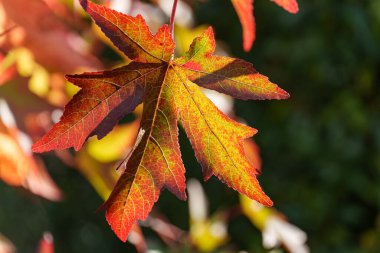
[78,0,174,63]
[231,0,299,51]
[231,0,255,51]
[272,0,299,14]
[176,32,290,101]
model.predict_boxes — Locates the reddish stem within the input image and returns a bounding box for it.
[169,0,178,39]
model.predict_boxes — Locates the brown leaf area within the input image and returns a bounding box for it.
[0,115,61,201]
[0,0,100,73]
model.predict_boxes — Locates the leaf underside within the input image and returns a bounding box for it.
[33,0,289,242]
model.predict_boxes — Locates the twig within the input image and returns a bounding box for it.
[169,0,178,39]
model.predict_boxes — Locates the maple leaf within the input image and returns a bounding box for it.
[0,100,62,201]
[33,0,289,241]
[231,0,299,51]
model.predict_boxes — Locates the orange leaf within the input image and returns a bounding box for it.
[271,0,299,14]
[33,0,289,241]
[0,127,27,186]
[231,0,299,51]
[231,0,255,52]
[0,101,61,201]
[176,27,289,100]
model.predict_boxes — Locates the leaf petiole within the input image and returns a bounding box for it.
[169,0,178,40]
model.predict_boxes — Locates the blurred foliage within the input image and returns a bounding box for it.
[1,0,380,252]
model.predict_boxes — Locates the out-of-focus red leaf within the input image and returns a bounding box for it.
[26,157,62,201]
[272,0,299,14]
[0,0,100,73]
[231,0,255,52]
[0,123,28,186]
[0,101,61,201]
[0,54,17,85]
[231,0,299,51]
[36,232,54,253]
[0,79,57,136]
[0,25,18,85]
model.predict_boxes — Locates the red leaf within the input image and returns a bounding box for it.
[36,233,54,253]
[32,63,154,152]
[272,0,299,14]
[231,0,299,51]
[0,101,61,201]
[176,27,289,100]
[231,0,255,52]
[34,0,289,241]
[80,0,174,63]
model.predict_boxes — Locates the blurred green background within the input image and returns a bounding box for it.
[1,0,380,252]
